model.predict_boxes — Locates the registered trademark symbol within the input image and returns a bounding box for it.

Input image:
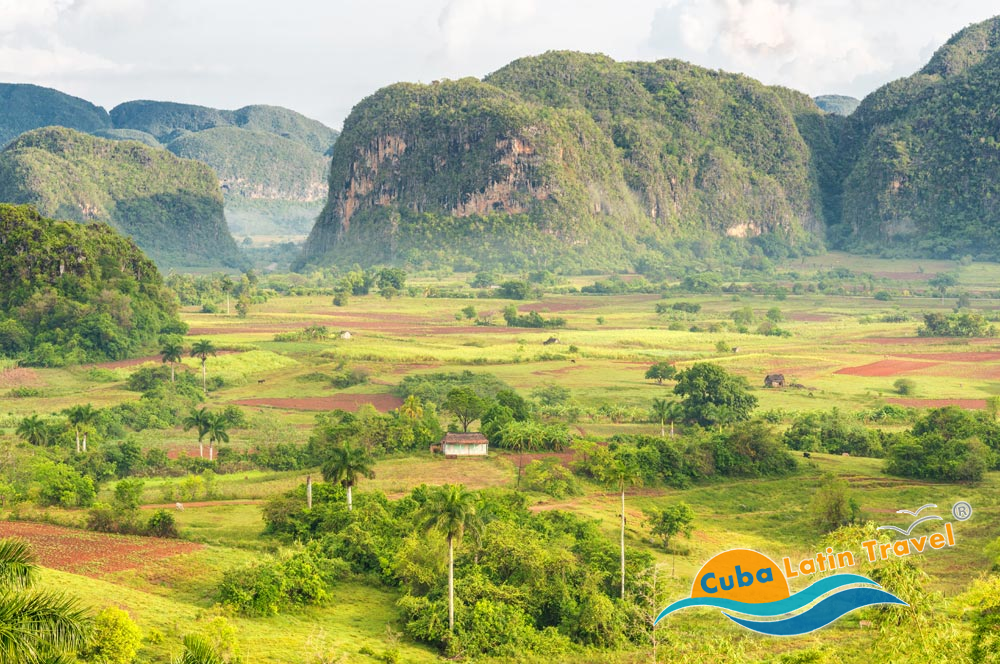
[952,502,972,521]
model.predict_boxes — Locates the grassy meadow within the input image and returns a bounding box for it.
[2,251,1000,662]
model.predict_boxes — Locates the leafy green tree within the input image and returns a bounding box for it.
[644,362,676,385]
[160,340,184,383]
[64,403,98,454]
[766,307,784,322]
[672,362,758,426]
[400,395,424,420]
[79,606,142,664]
[15,415,49,447]
[894,378,917,396]
[183,407,214,458]
[321,443,375,511]
[809,474,861,533]
[497,280,530,300]
[443,387,485,432]
[420,484,476,633]
[645,502,694,554]
[0,538,91,660]
[190,339,217,391]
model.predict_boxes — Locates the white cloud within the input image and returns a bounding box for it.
[438,0,538,56]
[647,0,999,96]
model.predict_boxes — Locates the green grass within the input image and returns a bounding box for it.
[5,256,1000,662]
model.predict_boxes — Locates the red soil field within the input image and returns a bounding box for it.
[887,398,987,409]
[519,294,659,313]
[854,337,996,346]
[233,393,404,411]
[0,521,201,577]
[835,359,940,377]
[899,351,1000,362]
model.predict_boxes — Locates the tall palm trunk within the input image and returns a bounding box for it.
[199,440,204,458]
[75,429,80,454]
[660,418,665,437]
[347,484,353,511]
[82,433,87,453]
[209,444,214,461]
[448,534,455,632]
[201,359,207,391]
[171,363,175,383]
[620,480,626,599]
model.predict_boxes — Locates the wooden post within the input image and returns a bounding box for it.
[306,475,313,509]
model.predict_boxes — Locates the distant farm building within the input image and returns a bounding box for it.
[339,331,352,340]
[764,373,785,388]
[436,433,489,458]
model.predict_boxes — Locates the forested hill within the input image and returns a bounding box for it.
[299,52,836,271]
[109,101,338,238]
[832,15,1000,261]
[0,127,246,269]
[0,204,186,365]
[0,83,111,147]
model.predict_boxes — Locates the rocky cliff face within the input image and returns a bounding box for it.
[300,55,834,270]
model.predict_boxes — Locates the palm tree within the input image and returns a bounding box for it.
[321,443,375,511]
[501,421,540,490]
[602,456,643,600]
[205,414,229,462]
[160,341,184,383]
[174,633,223,664]
[182,407,213,458]
[400,394,424,420]
[652,398,682,437]
[190,340,217,391]
[420,484,476,633]
[0,538,91,660]
[63,404,98,454]
[219,275,235,316]
[16,415,49,447]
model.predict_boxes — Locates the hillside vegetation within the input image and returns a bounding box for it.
[0,127,246,269]
[814,95,860,116]
[0,83,111,148]
[831,16,1000,260]
[110,101,338,153]
[167,127,328,201]
[300,52,834,271]
[0,203,185,365]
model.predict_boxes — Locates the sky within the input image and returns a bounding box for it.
[0,0,997,130]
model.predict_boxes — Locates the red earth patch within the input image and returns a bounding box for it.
[0,521,201,577]
[233,394,404,412]
[899,351,1000,362]
[835,359,940,377]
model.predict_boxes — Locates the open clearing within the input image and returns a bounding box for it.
[233,393,403,411]
[835,359,940,376]
[0,521,202,576]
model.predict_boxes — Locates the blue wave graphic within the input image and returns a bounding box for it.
[655,574,880,624]
[723,587,907,636]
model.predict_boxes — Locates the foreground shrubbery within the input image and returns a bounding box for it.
[260,482,653,658]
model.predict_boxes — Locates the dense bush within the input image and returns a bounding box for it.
[218,549,343,616]
[784,410,884,457]
[884,407,999,482]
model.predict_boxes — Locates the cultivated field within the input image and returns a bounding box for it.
[2,251,1000,662]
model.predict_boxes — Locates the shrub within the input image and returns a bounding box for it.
[147,509,179,538]
[79,606,142,664]
[894,378,917,396]
[521,459,583,498]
